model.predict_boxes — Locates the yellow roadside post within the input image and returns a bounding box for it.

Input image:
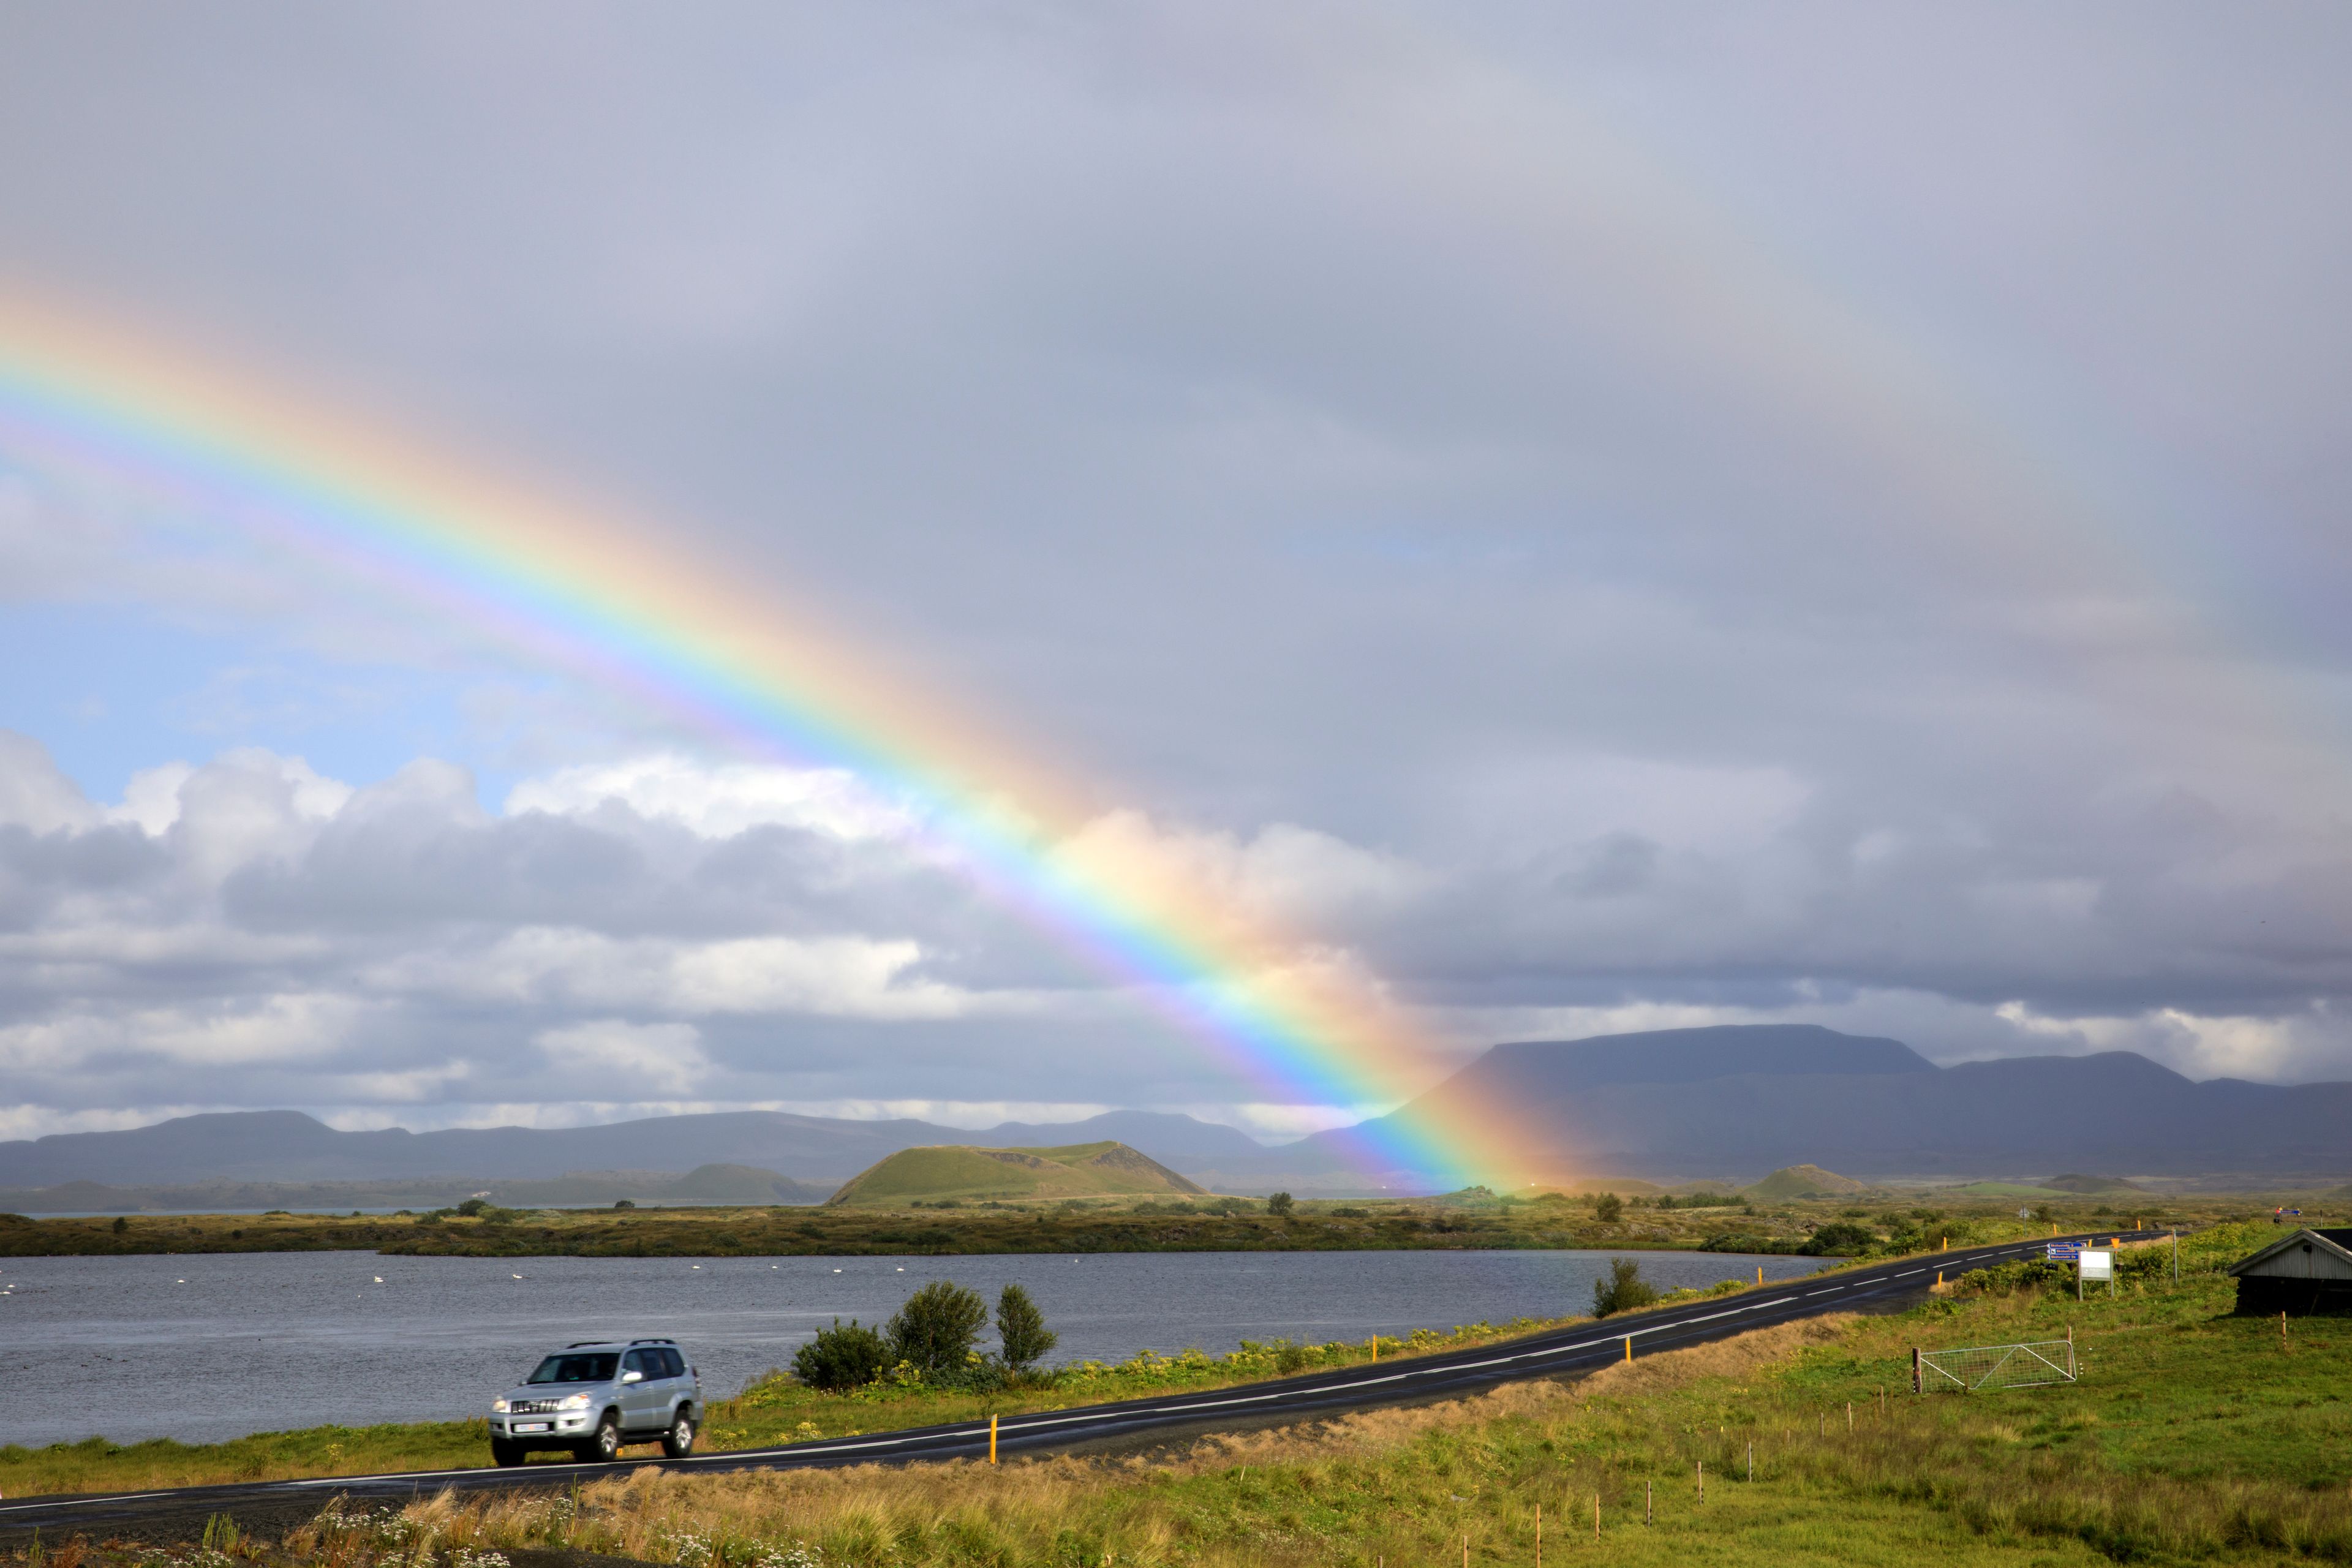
[989,1414,998,1464]
[1623,1335,1632,1363]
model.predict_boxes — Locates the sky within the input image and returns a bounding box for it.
[1,2,2350,1147]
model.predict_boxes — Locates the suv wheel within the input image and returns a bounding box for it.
[579,1411,622,1464]
[490,1437,526,1468]
[662,1406,696,1458]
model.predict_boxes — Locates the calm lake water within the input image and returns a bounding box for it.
[0,1249,1830,1447]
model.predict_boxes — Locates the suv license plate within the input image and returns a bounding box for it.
[514,1422,551,1433]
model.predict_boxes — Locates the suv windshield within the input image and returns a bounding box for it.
[527,1352,619,1384]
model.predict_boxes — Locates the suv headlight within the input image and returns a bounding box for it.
[492,1398,511,1413]
[557,1393,592,1410]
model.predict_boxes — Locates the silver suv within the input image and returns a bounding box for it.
[489,1338,703,1466]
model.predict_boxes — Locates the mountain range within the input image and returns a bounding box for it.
[0,1107,1264,1191]
[1196,1024,2352,1186]
[6,1024,2348,1204]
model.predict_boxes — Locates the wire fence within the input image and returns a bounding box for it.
[1915,1339,2078,1393]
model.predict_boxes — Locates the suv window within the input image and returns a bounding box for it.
[658,1349,686,1378]
[622,1349,654,1378]
[528,1352,618,1384]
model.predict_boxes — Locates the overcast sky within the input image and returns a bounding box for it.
[2,3,2349,1144]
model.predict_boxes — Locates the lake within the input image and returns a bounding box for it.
[0,1248,1830,1446]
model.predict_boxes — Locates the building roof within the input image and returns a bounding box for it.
[2228,1227,2352,1278]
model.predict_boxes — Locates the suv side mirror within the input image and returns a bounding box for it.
[620,1369,644,1384]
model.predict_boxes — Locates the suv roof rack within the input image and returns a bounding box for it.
[558,1337,677,1349]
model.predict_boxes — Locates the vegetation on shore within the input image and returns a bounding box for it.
[0,1185,2285,1259]
[9,1219,2346,1566]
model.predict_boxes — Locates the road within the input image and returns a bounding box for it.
[0,1233,2111,1541]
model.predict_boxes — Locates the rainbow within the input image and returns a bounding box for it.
[0,295,1507,1188]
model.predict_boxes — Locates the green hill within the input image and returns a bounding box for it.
[1744,1163,1868,1201]
[2041,1172,2147,1194]
[824,1141,1208,1207]
[1947,1180,2065,1199]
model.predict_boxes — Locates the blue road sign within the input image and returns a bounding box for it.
[2046,1242,2082,1262]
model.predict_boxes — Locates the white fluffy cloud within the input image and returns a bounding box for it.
[2,731,2349,1140]
[536,1019,710,1098]
[506,756,916,842]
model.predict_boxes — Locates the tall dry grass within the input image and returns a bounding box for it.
[362,1318,1854,1568]
[344,1287,2352,1568]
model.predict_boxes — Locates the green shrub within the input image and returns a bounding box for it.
[1593,1257,1657,1317]
[996,1284,1057,1371]
[1266,1191,1294,1217]
[1803,1221,1877,1256]
[1593,1193,1623,1223]
[793,1318,889,1391]
[887,1281,990,1376]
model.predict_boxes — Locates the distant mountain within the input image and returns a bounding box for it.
[826,1140,1207,1207]
[0,1107,1265,1193]
[1217,1024,2352,1187]
[0,1164,834,1214]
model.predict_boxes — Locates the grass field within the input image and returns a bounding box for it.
[0,1185,2285,1261]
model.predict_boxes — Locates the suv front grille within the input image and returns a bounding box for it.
[510,1398,568,1415]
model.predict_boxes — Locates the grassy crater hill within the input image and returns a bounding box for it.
[824,1140,1205,1207]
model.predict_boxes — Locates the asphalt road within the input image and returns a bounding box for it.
[1,1233,2117,1542]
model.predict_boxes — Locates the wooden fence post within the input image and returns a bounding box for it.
[1912,1348,1920,1395]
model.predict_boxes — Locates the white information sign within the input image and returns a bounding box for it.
[2078,1249,2113,1281]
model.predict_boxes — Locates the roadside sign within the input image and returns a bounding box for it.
[2078,1250,2113,1281]
[2046,1242,2081,1262]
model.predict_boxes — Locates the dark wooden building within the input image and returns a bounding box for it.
[2228,1227,2352,1316]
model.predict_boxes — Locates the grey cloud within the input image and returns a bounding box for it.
[1,6,2350,1129]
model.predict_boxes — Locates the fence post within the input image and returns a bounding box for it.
[1912,1347,1920,1395]
[1697,1458,1703,1504]
[1646,1479,1653,1526]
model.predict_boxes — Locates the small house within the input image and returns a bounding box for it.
[2227,1227,2352,1316]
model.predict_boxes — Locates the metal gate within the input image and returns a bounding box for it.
[1915,1339,2077,1392]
